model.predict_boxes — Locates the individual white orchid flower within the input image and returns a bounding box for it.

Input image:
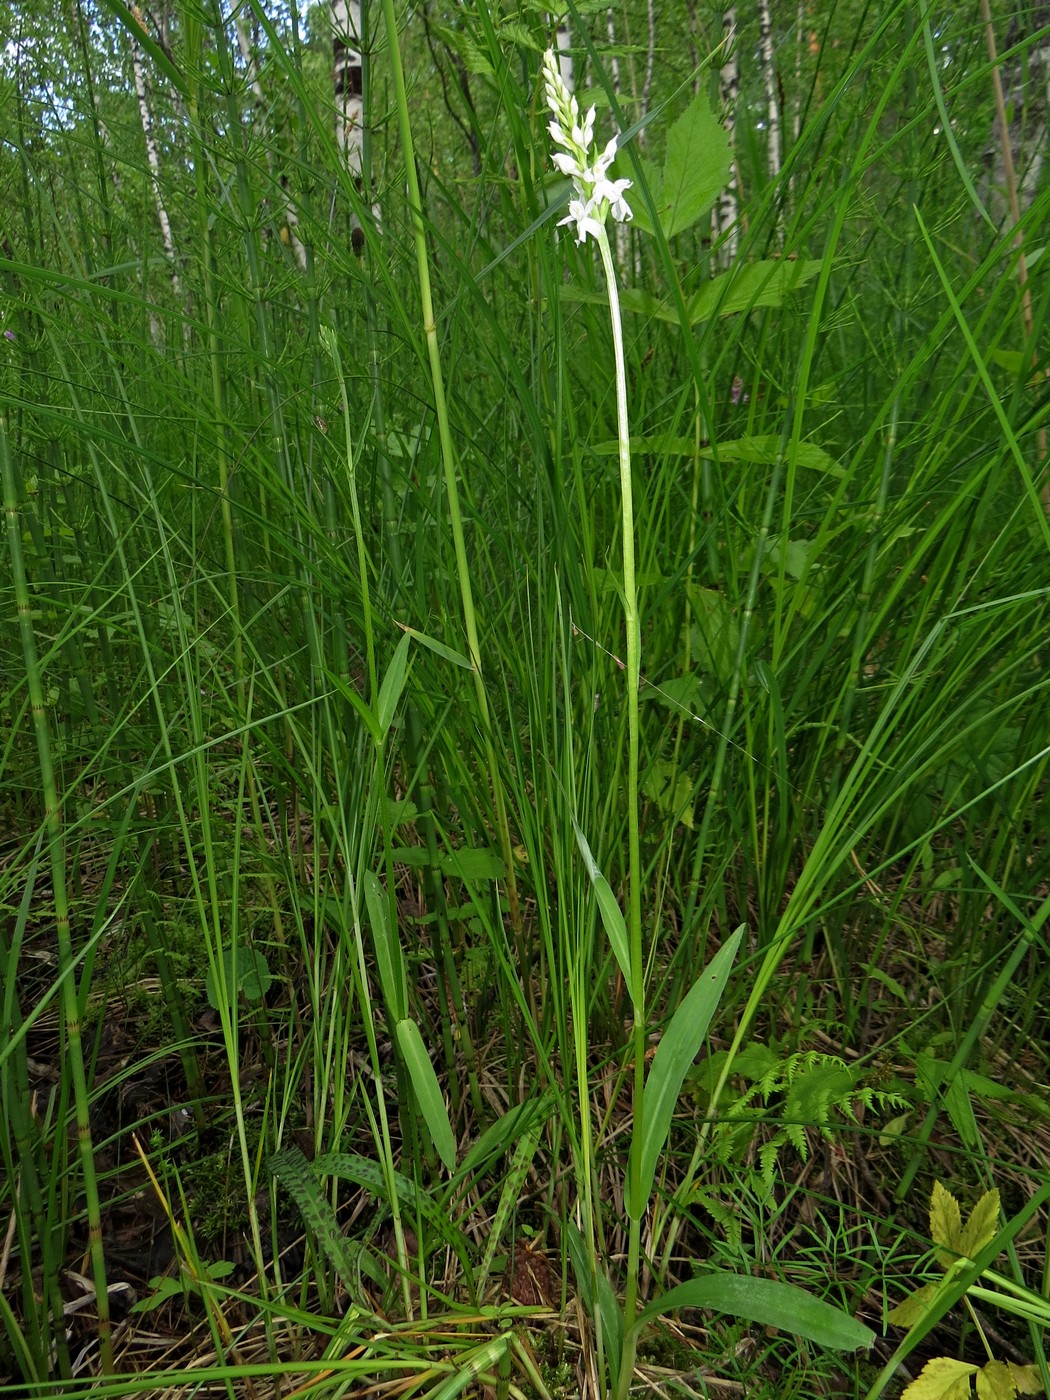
[541,47,632,244]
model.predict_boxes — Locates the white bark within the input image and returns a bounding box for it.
[757,0,780,181]
[712,8,740,265]
[551,9,573,92]
[130,29,182,305]
[236,13,307,271]
[332,0,367,249]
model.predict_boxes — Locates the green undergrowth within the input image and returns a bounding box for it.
[1,0,1049,1395]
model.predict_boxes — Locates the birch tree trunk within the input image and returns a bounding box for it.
[130,6,182,317]
[236,11,307,271]
[757,0,780,182]
[332,0,367,252]
[712,8,740,265]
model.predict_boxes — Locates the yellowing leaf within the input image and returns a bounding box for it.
[901,1356,978,1400]
[931,1179,964,1266]
[976,1360,1016,1400]
[1009,1362,1045,1395]
[888,1282,939,1326]
[960,1189,1000,1261]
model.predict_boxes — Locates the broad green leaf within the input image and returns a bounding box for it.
[315,1152,451,1241]
[707,435,844,477]
[688,259,823,323]
[959,1188,1000,1262]
[396,1018,457,1171]
[641,673,703,717]
[657,93,732,239]
[930,1179,964,1264]
[376,631,412,742]
[634,1274,875,1351]
[900,1356,978,1400]
[627,929,743,1218]
[887,1282,939,1326]
[975,1360,1015,1400]
[271,1146,363,1287]
[916,1054,981,1149]
[624,154,664,238]
[441,847,504,881]
[642,759,695,830]
[364,871,407,1022]
[571,818,632,987]
[395,623,472,671]
[1009,1361,1045,1395]
[459,1095,555,1177]
[206,946,271,1010]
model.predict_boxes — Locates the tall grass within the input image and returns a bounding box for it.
[1,0,1048,1394]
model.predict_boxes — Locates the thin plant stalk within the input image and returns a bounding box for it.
[378,0,522,950]
[594,224,645,1363]
[1,415,113,1373]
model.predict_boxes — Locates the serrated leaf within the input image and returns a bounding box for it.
[653,94,731,239]
[976,1360,1017,1400]
[931,1179,964,1264]
[688,259,823,323]
[959,1189,1000,1261]
[624,155,664,238]
[704,435,844,476]
[1009,1362,1045,1394]
[901,1357,979,1400]
[440,847,504,881]
[887,1282,940,1326]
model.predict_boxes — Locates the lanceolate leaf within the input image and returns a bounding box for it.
[396,1018,457,1171]
[364,871,407,1022]
[627,928,743,1218]
[634,1274,875,1351]
[376,630,412,743]
[571,818,632,987]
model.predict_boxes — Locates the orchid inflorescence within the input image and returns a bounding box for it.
[541,48,632,245]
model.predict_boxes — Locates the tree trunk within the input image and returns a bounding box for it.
[712,8,740,265]
[332,0,367,252]
[129,8,182,315]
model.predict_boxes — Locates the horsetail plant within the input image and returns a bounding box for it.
[1,414,113,1373]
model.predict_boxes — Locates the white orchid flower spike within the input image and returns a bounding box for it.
[541,48,632,244]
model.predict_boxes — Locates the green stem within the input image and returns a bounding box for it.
[1,416,113,1372]
[379,0,522,954]
[595,227,644,1398]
